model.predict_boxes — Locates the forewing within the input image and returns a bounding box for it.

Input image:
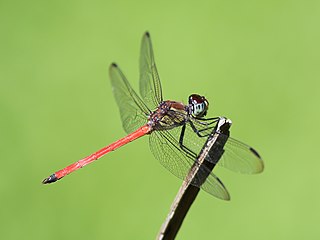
[190,119,264,174]
[109,63,149,134]
[139,32,163,110]
[149,128,230,200]
[218,137,264,174]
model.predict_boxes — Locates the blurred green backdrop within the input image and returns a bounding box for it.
[1,0,320,239]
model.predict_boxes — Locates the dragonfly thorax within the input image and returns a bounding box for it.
[148,101,188,130]
[188,94,209,118]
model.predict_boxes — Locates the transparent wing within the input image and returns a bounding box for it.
[190,119,264,174]
[186,120,264,174]
[149,127,230,200]
[218,137,264,174]
[109,63,150,134]
[139,32,163,110]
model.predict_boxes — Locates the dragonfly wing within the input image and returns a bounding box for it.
[139,32,163,110]
[218,137,264,174]
[109,63,150,134]
[149,128,230,200]
[200,173,230,200]
[189,119,264,174]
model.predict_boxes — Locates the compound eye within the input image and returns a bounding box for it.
[188,94,209,117]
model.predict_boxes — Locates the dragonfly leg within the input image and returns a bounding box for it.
[178,124,198,159]
[194,117,219,126]
[189,120,215,138]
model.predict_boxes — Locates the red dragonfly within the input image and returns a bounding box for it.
[43,32,264,200]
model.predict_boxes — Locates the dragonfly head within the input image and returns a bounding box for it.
[188,94,209,118]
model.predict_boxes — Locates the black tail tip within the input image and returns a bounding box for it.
[42,174,58,184]
[145,31,150,37]
[111,62,118,68]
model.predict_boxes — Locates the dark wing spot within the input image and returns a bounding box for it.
[250,147,262,159]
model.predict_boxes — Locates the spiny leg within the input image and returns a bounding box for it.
[178,124,198,159]
[194,117,219,126]
[189,119,216,138]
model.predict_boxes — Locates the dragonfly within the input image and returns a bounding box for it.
[43,32,264,200]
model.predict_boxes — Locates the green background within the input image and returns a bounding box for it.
[1,0,319,239]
